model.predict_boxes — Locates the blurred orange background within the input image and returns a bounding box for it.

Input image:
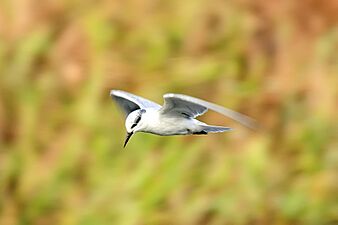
[0,0,337,224]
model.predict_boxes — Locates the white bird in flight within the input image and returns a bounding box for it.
[110,90,258,147]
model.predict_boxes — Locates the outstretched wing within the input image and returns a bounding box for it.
[160,94,208,118]
[160,93,258,129]
[110,90,161,115]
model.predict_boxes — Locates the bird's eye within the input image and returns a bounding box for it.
[131,115,141,129]
[134,116,141,124]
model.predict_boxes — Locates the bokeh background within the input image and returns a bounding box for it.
[0,0,337,224]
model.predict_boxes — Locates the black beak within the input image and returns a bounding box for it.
[123,132,133,148]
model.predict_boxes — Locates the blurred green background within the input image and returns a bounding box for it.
[0,0,337,224]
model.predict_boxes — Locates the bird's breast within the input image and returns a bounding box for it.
[143,112,198,136]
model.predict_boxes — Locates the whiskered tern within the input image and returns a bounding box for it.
[110,90,257,147]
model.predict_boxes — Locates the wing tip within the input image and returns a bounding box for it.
[110,89,116,96]
[163,93,175,98]
[244,119,260,131]
[110,90,128,98]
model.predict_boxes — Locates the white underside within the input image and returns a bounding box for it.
[139,109,206,136]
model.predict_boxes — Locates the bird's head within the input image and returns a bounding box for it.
[123,109,146,147]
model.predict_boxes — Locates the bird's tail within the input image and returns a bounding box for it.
[199,125,232,133]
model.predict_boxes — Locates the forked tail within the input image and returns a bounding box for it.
[199,125,232,133]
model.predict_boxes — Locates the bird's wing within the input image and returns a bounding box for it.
[110,90,161,116]
[160,94,208,118]
[160,93,258,129]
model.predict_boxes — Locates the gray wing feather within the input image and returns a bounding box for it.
[161,94,208,118]
[161,93,258,129]
[110,90,161,115]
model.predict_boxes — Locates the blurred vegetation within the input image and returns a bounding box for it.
[0,0,337,224]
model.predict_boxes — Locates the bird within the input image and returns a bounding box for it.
[110,90,258,147]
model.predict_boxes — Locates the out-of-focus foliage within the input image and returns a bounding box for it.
[0,0,337,224]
